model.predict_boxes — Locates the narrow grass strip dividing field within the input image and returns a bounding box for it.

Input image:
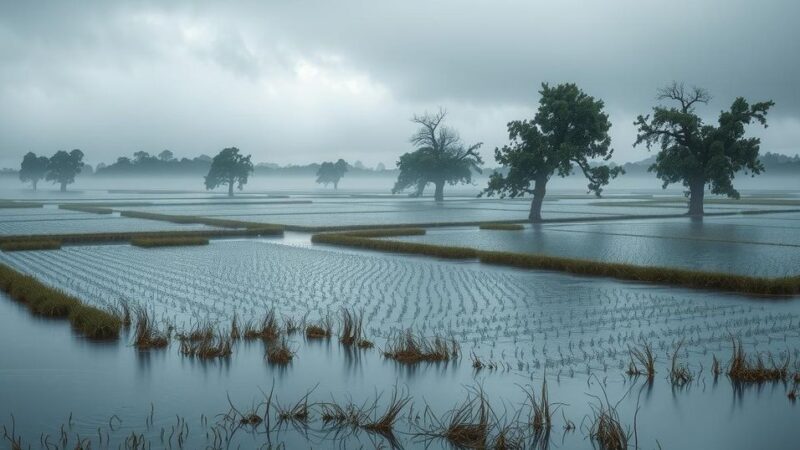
[0,239,62,252]
[131,236,210,248]
[0,227,283,251]
[58,204,114,214]
[311,231,800,296]
[0,199,43,208]
[478,223,524,231]
[0,263,121,339]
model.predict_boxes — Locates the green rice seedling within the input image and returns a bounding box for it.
[305,315,332,339]
[179,334,232,359]
[0,239,62,252]
[727,338,789,382]
[132,307,169,349]
[243,309,281,341]
[130,237,209,248]
[669,341,693,387]
[362,387,412,435]
[266,338,294,365]
[383,330,459,364]
[478,223,524,231]
[626,342,656,380]
[69,305,122,340]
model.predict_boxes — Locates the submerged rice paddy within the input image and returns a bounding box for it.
[1,187,800,449]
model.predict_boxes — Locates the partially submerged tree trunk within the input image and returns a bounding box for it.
[529,175,547,222]
[334,181,338,190]
[434,180,444,202]
[228,179,234,197]
[60,182,67,192]
[32,180,38,192]
[687,179,705,216]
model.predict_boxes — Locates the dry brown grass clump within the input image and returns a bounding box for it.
[479,223,524,231]
[362,388,411,434]
[727,338,788,383]
[589,398,629,450]
[266,338,294,365]
[524,379,554,435]
[338,309,373,347]
[383,330,459,364]
[0,239,62,252]
[243,309,281,341]
[305,315,332,339]
[132,307,169,349]
[441,390,491,448]
[669,341,693,387]
[179,334,232,359]
[626,342,655,380]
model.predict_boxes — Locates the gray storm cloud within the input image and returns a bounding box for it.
[0,0,798,168]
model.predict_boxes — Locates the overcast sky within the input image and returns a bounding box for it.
[1,0,798,169]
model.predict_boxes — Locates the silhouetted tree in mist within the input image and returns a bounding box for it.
[204,147,253,197]
[392,109,482,201]
[634,82,773,216]
[19,152,49,191]
[316,159,348,189]
[46,149,85,192]
[483,83,622,222]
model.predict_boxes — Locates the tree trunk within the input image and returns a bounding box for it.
[334,181,338,190]
[228,179,234,197]
[529,176,547,222]
[434,180,444,202]
[32,180,38,192]
[60,182,67,192]
[687,180,705,216]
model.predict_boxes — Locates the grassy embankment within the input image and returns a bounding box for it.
[0,200,43,208]
[0,263,121,339]
[311,230,800,296]
[131,236,210,248]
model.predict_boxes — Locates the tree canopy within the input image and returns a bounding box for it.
[204,147,254,197]
[316,159,348,189]
[392,109,482,201]
[483,83,622,221]
[46,149,85,192]
[19,152,49,191]
[634,82,773,215]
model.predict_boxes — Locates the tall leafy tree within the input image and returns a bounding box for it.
[392,109,482,201]
[634,82,773,215]
[19,152,49,191]
[204,147,254,197]
[483,83,622,221]
[316,159,348,189]
[46,149,85,192]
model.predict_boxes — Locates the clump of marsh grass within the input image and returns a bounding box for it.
[132,307,169,349]
[69,305,123,340]
[626,342,656,380]
[669,341,693,387]
[429,388,491,449]
[383,330,459,364]
[266,338,294,365]
[727,338,788,383]
[362,388,412,435]
[179,334,232,359]
[339,309,373,348]
[283,316,301,335]
[305,315,332,339]
[471,352,496,371]
[711,354,722,378]
[588,395,629,450]
[276,390,312,424]
[130,236,209,248]
[524,378,554,436]
[230,314,241,340]
[107,299,132,328]
[243,309,281,341]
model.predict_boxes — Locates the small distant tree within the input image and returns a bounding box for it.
[392,109,483,201]
[158,150,175,161]
[483,83,622,221]
[19,152,49,191]
[316,159,348,189]
[46,149,85,192]
[634,82,774,215]
[204,147,253,197]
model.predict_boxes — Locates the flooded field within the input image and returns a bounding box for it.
[1,189,799,449]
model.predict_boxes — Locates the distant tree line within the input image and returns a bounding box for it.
[14,81,776,215]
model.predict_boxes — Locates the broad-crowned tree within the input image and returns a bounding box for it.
[392,109,482,201]
[634,82,773,215]
[204,147,254,197]
[316,159,348,189]
[483,83,622,221]
[46,149,85,192]
[19,152,50,191]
